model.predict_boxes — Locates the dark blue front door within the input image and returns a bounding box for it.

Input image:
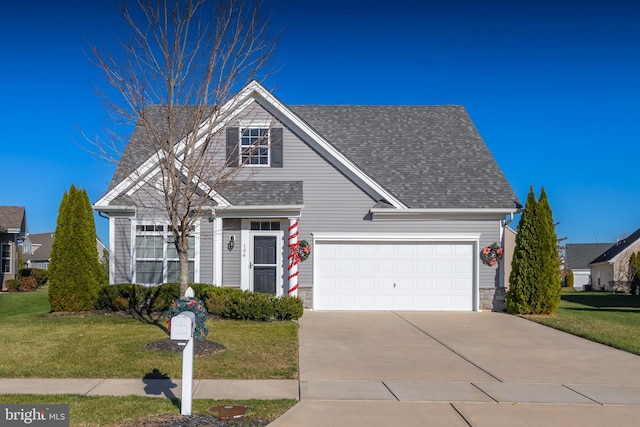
[253,236,277,293]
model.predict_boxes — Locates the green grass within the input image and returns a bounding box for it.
[0,287,298,379]
[524,292,640,355]
[0,394,297,427]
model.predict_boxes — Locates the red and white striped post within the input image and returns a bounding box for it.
[287,218,299,297]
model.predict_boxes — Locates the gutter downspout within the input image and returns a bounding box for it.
[500,209,523,289]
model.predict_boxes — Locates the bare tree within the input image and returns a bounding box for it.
[89,0,277,296]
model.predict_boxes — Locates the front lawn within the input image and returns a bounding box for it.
[524,291,640,355]
[0,287,298,379]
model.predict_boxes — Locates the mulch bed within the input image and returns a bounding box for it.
[108,413,269,426]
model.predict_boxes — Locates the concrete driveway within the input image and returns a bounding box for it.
[270,311,640,427]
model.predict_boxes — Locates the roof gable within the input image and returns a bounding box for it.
[0,206,26,233]
[590,227,640,264]
[565,243,613,270]
[97,81,519,212]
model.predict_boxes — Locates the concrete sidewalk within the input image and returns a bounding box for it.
[0,378,299,400]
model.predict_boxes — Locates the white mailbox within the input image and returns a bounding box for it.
[170,311,196,341]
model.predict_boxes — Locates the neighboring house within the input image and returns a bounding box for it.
[23,232,54,270]
[0,206,27,289]
[565,243,612,291]
[93,81,520,312]
[589,227,640,292]
[23,232,109,271]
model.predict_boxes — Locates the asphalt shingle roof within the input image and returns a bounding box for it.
[290,105,519,209]
[565,243,613,270]
[217,181,303,206]
[0,206,26,231]
[107,102,519,210]
[24,233,55,262]
[590,227,640,264]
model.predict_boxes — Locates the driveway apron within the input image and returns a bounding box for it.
[269,310,640,427]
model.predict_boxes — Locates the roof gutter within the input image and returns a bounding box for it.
[92,205,137,215]
[370,207,520,219]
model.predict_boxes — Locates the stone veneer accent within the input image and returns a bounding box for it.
[298,287,313,309]
[480,287,506,312]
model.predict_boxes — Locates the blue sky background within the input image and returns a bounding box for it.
[1,0,638,247]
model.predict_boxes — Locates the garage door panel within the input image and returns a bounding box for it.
[315,241,474,311]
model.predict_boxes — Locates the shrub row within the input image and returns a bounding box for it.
[4,276,40,292]
[96,283,303,321]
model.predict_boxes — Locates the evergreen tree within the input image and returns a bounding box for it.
[507,186,562,314]
[536,187,561,313]
[507,187,539,313]
[49,185,104,311]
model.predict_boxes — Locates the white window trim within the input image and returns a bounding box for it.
[131,220,200,285]
[239,126,271,167]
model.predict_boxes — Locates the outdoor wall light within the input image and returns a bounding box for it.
[228,235,235,251]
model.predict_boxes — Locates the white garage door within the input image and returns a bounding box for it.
[314,241,474,311]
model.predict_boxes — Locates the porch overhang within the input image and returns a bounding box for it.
[212,205,303,219]
[92,204,137,216]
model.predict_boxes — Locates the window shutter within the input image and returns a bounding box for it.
[226,127,239,167]
[271,128,283,168]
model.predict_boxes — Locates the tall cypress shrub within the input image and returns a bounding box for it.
[49,185,104,311]
[507,186,562,314]
[506,187,539,313]
[536,188,561,313]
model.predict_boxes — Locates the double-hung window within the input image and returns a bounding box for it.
[241,127,270,165]
[134,224,195,285]
[1,243,11,273]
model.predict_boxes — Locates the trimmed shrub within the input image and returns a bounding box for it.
[565,270,574,288]
[20,269,48,288]
[95,283,303,321]
[5,279,20,292]
[274,296,304,320]
[205,287,304,321]
[18,276,38,292]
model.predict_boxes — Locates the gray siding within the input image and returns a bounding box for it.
[215,102,504,290]
[222,219,241,287]
[198,219,214,284]
[113,217,132,283]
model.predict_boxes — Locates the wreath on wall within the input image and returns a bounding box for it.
[166,297,209,340]
[480,242,503,267]
[298,240,312,262]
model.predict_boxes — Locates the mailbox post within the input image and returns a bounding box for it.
[170,311,196,416]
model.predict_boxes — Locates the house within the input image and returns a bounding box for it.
[589,227,640,292]
[0,206,27,289]
[93,81,520,311]
[23,232,109,271]
[565,243,612,290]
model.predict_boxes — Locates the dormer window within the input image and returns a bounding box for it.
[241,127,270,165]
[226,126,283,168]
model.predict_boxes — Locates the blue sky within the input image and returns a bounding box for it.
[1,0,638,246]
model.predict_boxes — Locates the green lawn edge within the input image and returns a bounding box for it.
[0,394,297,427]
[522,291,640,356]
